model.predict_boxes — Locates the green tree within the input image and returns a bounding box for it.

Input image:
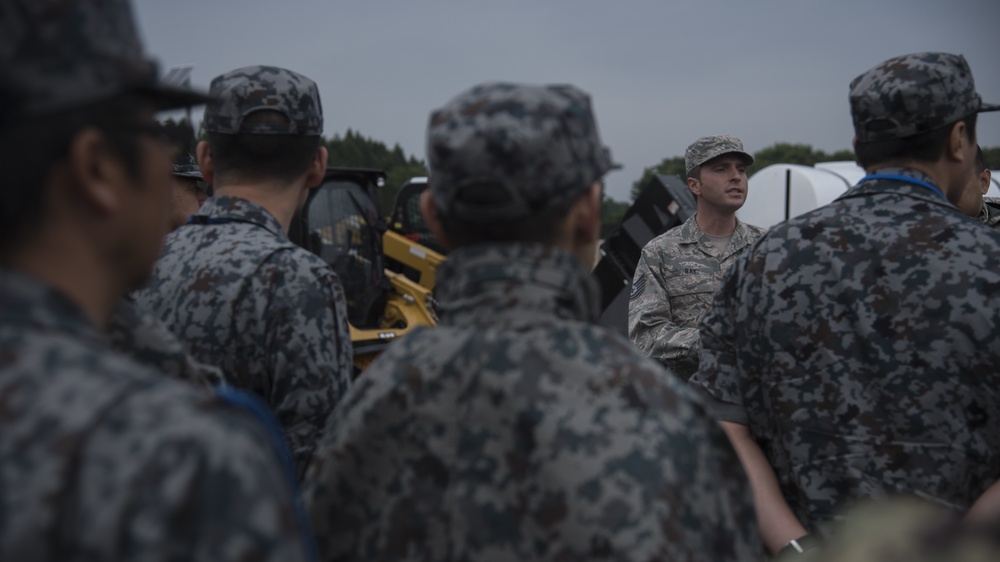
[630,143,858,201]
[630,156,685,201]
[982,146,1000,169]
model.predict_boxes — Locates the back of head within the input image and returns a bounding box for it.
[850,52,999,168]
[426,82,619,247]
[0,0,211,256]
[203,66,323,185]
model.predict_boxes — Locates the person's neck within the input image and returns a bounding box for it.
[213,182,304,233]
[866,159,955,200]
[695,205,738,236]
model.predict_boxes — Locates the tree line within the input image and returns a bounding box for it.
[177,117,1000,237]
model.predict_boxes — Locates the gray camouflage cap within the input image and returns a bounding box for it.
[684,135,754,176]
[850,52,1000,143]
[0,0,213,127]
[426,82,621,223]
[203,66,323,135]
[172,153,203,180]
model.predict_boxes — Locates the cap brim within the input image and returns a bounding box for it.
[980,101,1000,114]
[135,82,216,110]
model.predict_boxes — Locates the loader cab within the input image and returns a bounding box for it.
[388,177,447,255]
[289,167,390,329]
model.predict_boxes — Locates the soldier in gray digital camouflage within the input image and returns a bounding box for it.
[956,145,999,230]
[688,51,1000,558]
[132,65,354,480]
[628,134,765,381]
[303,82,763,562]
[0,0,318,560]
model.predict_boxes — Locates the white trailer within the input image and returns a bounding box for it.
[739,161,1000,229]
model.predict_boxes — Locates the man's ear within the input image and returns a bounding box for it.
[196,140,215,186]
[305,145,329,189]
[982,169,993,196]
[419,189,453,251]
[947,121,972,163]
[68,127,126,215]
[687,175,701,196]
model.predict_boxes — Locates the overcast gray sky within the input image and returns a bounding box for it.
[133,0,1000,201]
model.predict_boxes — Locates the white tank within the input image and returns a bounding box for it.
[739,163,858,229]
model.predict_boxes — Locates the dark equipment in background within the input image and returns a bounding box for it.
[593,174,695,336]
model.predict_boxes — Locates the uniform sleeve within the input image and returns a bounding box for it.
[246,250,354,478]
[628,247,701,378]
[689,251,750,425]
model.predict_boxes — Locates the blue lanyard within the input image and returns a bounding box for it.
[857,173,947,202]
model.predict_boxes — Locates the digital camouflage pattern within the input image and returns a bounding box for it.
[979,197,1000,231]
[304,244,762,562]
[629,215,764,381]
[849,52,1000,142]
[426,83,620,223]
[107,298,224,389]
[690,168,1000,535]
[0,267,313,561]
[0,0,211,124]
[132,196,353,479]
[683,135,754,176]
[172,152,203,180]
[203,65,323,135]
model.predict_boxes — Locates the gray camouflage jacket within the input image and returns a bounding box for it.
[628,214,763,380]
[304,243,762,562]
[690,168,1000,534]
[0,267,313,561]
[132,195,353,479]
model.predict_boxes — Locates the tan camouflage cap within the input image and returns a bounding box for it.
[850,52,1000,143]
[426,82,621,223]
[203,66,323,135]
[684,135,754,176]
[0,0,213,127]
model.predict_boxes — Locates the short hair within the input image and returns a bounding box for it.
[0,94,145,256]
[855,114,978,169]
[975,145,987,174]
[434,183,594,247]
[205,111,321,185]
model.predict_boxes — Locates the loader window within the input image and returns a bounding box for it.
[306,179,386,327]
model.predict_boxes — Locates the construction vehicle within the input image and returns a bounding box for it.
[289,167,443,374]
[291,169,695,372]
[387,173,697,338]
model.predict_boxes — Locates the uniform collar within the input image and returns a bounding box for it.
[193,195,287,239]
[845,167,952,206]
[0,267,106,346]
[678,214,757,257]
[435,243,601,327]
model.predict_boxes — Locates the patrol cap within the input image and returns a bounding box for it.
[172,153,202,180]
[0,0,213,127]
[203,66,323,135]
[850,52,1000,143]
[684,135,754,176]
[426,82,621,223]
